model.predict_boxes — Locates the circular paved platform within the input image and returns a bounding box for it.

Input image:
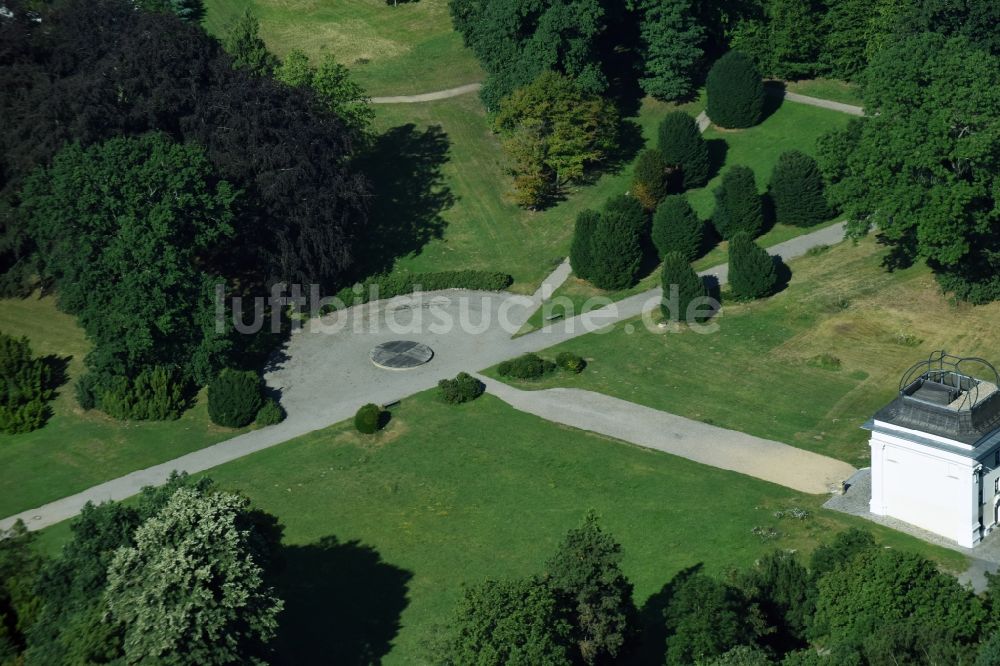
[370,340,434,370]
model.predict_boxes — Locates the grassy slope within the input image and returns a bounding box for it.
[373,94,704,292]
[31,391,959,663]
[491,238,1000,465]
[202,0,483,97]
[0,296,249,517]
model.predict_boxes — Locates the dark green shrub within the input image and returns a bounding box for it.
[0,332,54,434]
[652,195,702,261]
[497,354,556,380]
[728,232,777,301]
[555,352,586,374]
[255,398,285,426]
[588,196,644,290]
[99,366,187,421]
[712,166,763,239]
[631,149,669,210]
[333,270,514,309]
[706,51,765,129]
[354,403,383,434]
[657,111,710,189]
[438,372,486,404]
[75,373,100,411]
[660,252,709,322]
[570,210,601,281]
[207,368,263,428]
[769,150,830,227]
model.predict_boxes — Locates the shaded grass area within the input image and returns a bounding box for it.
[202,0,484,97]
[371,94,704,292]
[0,295,249,517]
[492,238,1000,465]
[40,390,967,663]
[785,78,864,107]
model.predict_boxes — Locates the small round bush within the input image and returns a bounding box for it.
[555,352,586,374]
[208,369,263,428]
[497,354,556,380]
[354,403,383,434]
[706,51,765,129]
[255,398,285,426]
[438,372,485,404]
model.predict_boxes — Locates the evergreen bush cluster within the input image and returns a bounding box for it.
[333,270,514,309]
[0,333,54,434]
[728,232,778,301]
[706,51,766,129]
[657,112,710,189]
[660,253,709,322]
[98,366,188,421]
[555,352,586,374]
[652,195,702,261]
[438,372,486,404]
[254,398,285,426]
[769,150,830,227]
[572,195,645,290]
[498,354,556,380]
[207,369,264,428]
[354,403,384,434]
[712,166,763,239]
[631,149,669,210]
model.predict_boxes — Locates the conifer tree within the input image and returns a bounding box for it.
[631,149,669,210]
[728,232,777,301]
[657,112,710,189]
[652,195,702,261]
[588,199,643,291]
[706,51,765,129]
[712,166,763,239]
[660,252,708,322]
[570,210,601,281]
[769,150,830,227]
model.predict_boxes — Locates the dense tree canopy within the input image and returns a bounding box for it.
[818,32,1000,302]
[634,0,704,101]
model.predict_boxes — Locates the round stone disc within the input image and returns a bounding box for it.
[370,340,434,370]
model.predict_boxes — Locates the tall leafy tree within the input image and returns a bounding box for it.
[818,33,1000,303]
[634,0,704,101]
[0,521,44,662]
[730,0,825,79]
[737,551,813,652]
[706,51,765,129]
[657,111,710,189]
[276,50,374,141]
[712,166,763,239]
[543,513,637,664]
[105,487,283,665]
[821,0,882,80]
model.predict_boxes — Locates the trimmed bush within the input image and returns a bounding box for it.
[769,150,830,227]
[588,196,644,291]
[99,366,187,421]
[207,368,263,428]
[660,252,709,322]
[631,149,669,210]
[255,398,285,426]
[0,332,54,433]
[438,372,486,404]
[728,232,777,301]
[354,403,383,434]
[706,51,765,129]
[555,352,586,374]
[657,111,710,189]
[497,354,556,380]
[570,209,601,281]
[712,166,763,239]
[333,270,514,309]
[652,195,702,261]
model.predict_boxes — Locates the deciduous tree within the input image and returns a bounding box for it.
[634,0,703,101]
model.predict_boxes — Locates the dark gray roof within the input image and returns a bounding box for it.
[873,386,1000,446]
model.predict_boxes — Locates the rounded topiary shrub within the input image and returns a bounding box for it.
[769,150,830,227]
[652,195,702,261]
[207,369,263,428]
[711,166,763,239]
[497,354,556,380]
[255,398,285,426]
[354,403,384,434]
[555,352,586,374]
[657,111,710,189]
[660,252,709,322]
[631,148,669,210]
[570,209,600,281]
[706,51,765,129]
[438,372,486,404]
[728,232,777,301]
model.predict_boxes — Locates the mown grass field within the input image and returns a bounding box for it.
[492,237,1000,465]
[40,390,965,664]
[0,296,249,517]
[202,0,483,96]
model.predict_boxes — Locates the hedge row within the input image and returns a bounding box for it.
[334,270,514,309]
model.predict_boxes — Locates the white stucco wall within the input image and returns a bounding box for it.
[869,426,981,547]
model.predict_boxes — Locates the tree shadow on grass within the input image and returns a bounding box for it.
[354,124,455,279]
[761,81,786,123]
[275,536,413,665]
[772,255,792,295]
[706,139,728,182]
[624,564,705,666]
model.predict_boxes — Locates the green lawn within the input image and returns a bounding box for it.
[371,93,704,292]
[493,238,1000,465]
[0,295,249,517]
[40,389,966,664]
[785,78,864,107]
[202,0,484,97]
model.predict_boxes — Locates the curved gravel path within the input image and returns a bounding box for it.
[371,82,482,104]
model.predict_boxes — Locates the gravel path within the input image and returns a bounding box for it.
[773,89,864,117]
[371,82,482,104]
[478,375,856,494]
